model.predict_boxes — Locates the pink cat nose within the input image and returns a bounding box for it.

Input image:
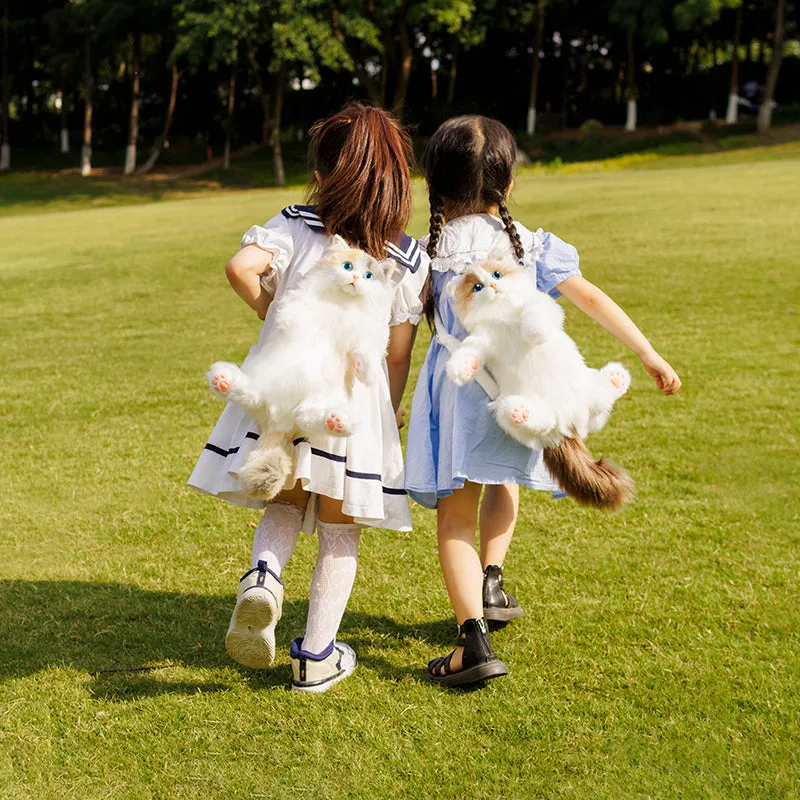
[352,274,360,281]
[490,282,496,289]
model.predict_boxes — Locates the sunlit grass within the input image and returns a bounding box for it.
[0,156,798,798]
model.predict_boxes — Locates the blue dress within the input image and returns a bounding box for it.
[405,214,582,509]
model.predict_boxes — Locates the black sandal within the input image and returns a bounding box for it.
[427,618,508,687]
[483,565,525,622]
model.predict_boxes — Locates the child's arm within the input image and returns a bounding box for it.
[558,275,681,395]
[386,321,418,418]
[225,245,275,320]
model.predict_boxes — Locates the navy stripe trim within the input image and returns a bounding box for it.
[345,469,382,481]
[204,442,235,457]
[382,487,408,496]
[310,446,347,464]
[279,205,421,273]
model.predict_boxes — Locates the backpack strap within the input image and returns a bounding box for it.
[433,307,499,401]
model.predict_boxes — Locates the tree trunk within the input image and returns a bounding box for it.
[757,0,785,134]
[445,39,459,109]
[624,27,637,132]
[329,8,382,107]
[138,65,180,174]
[247,44,272,145]
[526,0,546,135]
[392,5,412,112]
[709,41,718,120]
[726,5,742,124]
[223,65,235,170]
[1,1,10,171]
[124,30,141,175]
[60,63,69,153]
[81,29,93,176]
[271,63,285,186]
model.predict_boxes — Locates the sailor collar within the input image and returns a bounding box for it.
[281,204,423,273]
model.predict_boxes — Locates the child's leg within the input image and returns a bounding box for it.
[225,482,308,670]
[479,483,519,569]
[428,482,507,685]
[250,482,309,572]
[300,497,360,655]
[479,483,525,622]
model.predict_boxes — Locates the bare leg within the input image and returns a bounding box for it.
[479,483,519,569]
[435,481,483,672]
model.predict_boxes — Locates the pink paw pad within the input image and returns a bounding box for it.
[511,405,530,425]
[210,374,230,393]
[462,358,479,378]
[352,358,363,378]
[325,413,347,433]
[607,369,628,389]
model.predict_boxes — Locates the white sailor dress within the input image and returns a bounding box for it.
[188,205,428,533]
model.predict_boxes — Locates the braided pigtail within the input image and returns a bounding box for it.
[423,192,445,329]
[498,199,525,263]
[427,192,445,258]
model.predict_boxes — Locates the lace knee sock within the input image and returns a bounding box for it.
[251,502,304,574]
[301,522,361,655]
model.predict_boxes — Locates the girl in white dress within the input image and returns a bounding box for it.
[189,104,427,692]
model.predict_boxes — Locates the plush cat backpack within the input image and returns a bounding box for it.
[206,242,403,501]
[441,253,634,510]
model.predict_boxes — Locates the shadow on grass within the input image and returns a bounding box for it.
[0,581,454,699]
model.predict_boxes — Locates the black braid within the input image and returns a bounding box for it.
[423,192,445,329]
[427,192,445,258]
[498,199,525,262]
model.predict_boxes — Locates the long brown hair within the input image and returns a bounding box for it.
[307,103,413,260]
[422,115,523,326]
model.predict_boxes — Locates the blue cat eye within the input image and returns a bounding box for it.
[342,261,354,271]
[364,271,373,280]
[472,283,484,293]
[492,270,502,279]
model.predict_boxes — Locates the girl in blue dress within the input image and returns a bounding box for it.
[405,116,681,687]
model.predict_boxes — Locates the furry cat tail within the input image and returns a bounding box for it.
[543,436,634,511]
[238,431,294,501]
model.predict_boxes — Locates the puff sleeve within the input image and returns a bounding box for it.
[523,228,581,299]
[240,213,295,290]
[389,252,429,327]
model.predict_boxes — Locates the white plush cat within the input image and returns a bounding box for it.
[445,256,633,509]
[207,244,402,500]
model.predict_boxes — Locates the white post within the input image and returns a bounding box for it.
[725,93,738,124]
[60,128,69,153]
[81,145,91,176]
[124,144,136,175]
[0,143,9,171]
[625,99,637,132]
[526,106,537,136]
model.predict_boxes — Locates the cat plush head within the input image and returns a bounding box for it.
[316,245,404,307]
[447,255,531,329]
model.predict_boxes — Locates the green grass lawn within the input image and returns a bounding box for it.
[1,153,798,798]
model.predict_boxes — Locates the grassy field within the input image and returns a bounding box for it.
[0,152,798,798]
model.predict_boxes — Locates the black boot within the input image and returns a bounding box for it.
[427,618,508,687]
[483,565,524,622]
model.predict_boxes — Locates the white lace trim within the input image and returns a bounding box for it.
[391,310,423,326]
[431,228,546,274]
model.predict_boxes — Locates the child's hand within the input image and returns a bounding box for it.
[641,351,681,395]
[395,407,407,430]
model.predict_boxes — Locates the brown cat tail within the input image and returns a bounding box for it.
[543,436,634,511]
[239,431,293,501]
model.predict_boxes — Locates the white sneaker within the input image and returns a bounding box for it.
[290,639,357,693]
[225,561,284,669]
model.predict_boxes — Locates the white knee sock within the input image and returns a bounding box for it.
[301,522,361,656]
[251,502,304,574]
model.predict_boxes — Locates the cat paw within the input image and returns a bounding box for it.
[351,354,376,384]
[207,362,238,398]
[510,404,531,425]
[446,351,481,386]
[601,362,631,396]
[325,410,352,436]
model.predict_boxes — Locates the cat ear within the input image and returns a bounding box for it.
[377,258,407,287]
[445,276,461,299]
